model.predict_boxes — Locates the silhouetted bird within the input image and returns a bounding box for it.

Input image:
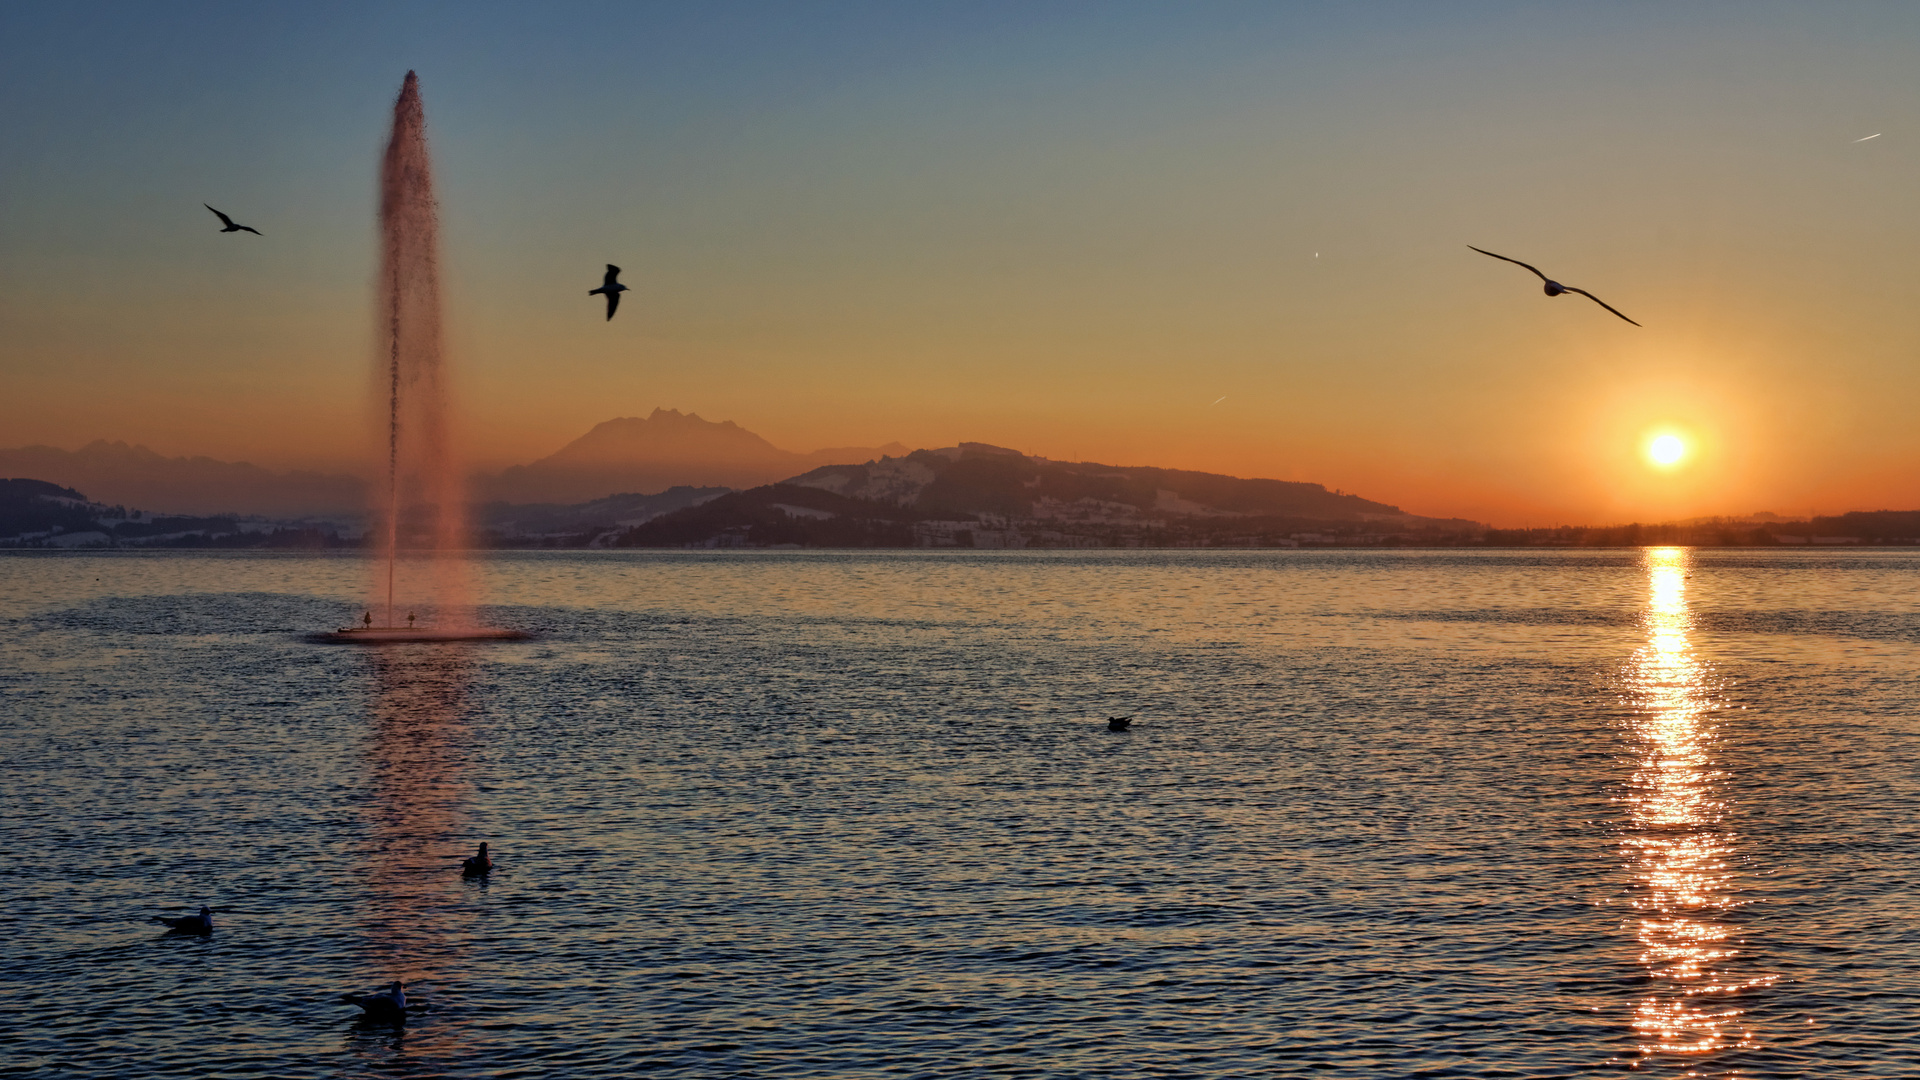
[150,905,213,934]
[1106,716,1133,731]
[1468,246,1638,326]
[588,264,628,320]
[204,205,262,235]
[342,981,408,1020]
[461,842,492,877]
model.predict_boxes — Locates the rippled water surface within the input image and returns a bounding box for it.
[5,548,1920,1078]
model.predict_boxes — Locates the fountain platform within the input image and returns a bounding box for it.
[316,626,531,644]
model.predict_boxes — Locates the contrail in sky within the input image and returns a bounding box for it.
[1210,396,1227,406]
[1854,133,1882,142]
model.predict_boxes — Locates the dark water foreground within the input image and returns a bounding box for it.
[3,549,1919,1078]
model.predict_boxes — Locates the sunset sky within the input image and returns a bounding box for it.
[5,2,1920,525]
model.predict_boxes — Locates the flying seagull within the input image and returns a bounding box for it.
[588,264,628,320]
[1468,246,1639,326]
[151,905,213,934]
[204,205,261,235]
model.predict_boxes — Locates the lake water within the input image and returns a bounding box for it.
[4,548,1920,1078]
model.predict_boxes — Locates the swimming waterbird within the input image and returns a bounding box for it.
[204,205,262,235]
[1468,246,1639,326]
[150,905,213,934]
[461,842,492,877]
[1107,716,1133,731]
[342,981,408,1019]
[588,264,628,320]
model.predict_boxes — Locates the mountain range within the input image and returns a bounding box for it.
[15,464,1916,549]
[0,410,905,518]
[614,443,1480,549]
[0,441,365,517]
[2,443,1479,549]
[1,410,1476,549]
[479,409,909,504]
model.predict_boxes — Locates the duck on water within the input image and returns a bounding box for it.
[461,843,492,877]
[150,906,213,934]
[342,981,417,1021]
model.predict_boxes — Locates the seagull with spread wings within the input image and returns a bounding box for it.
[1468,246,1638,326]
[204,205,262,235]
[588,264,629,321]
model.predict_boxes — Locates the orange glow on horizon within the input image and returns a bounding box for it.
[6,8,1920,529]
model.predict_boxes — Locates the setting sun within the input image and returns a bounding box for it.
[1648,434,1687,467]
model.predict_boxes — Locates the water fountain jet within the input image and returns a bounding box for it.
[323,72,525,644]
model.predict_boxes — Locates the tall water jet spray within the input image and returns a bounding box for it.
[327,72,522,643]
[378,70,465,628]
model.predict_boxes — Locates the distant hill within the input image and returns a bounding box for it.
[479,409,908,505]
[0,441,364,517]
[1810,510,1920,541]
[0,478,351,549]
[787,444,1420,520]
[478,485,730,545]
[0,478,104,541]
[616,443,1481,548]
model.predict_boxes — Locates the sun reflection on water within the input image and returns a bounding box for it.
[1622,548,1772,1065]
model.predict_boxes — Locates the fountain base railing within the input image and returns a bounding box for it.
[317,626,531,644]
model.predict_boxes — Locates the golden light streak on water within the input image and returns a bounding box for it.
[351,646,479,1066]
[1623,547,1774,1066]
